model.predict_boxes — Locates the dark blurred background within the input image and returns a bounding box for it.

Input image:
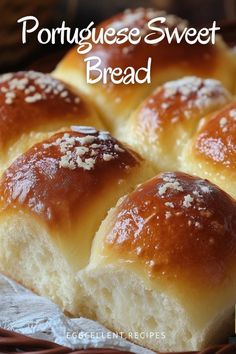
[0,0,236,73]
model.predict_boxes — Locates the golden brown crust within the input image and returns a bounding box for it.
[0,128,142,230]
[0,71,95,151]
[122,77,231,172]
[192,102,236,170]
[104,172,236,286]
[131,77,230,142]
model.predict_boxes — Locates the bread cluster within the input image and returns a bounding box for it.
[0,8,236,353]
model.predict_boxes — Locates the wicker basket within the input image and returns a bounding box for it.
[0,327,236,354]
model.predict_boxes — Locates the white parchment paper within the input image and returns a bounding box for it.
[0,274,154,354]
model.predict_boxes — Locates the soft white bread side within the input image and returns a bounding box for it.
[0,127,154,315]
[0,71,104,172]
[53,8,236,133]
[182,102,236,200]
[78,172,236,352]
[118,77,231,172]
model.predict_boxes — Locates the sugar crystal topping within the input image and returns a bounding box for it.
[158,180,183,196]
[0,71,80,105]
[43,128,125,171]
[229,109,236,121]
[183,194,194,208]
[219,117,228,133]
[162,77,230,112]
[156,173,215,225]
[217,107,236,133]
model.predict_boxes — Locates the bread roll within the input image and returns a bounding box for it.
[0,127,153,314]
[0,71,103,172]
[79,172,236,352]
[182,102,236,199]
[53,8,235,132]
[118,77,231,172]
